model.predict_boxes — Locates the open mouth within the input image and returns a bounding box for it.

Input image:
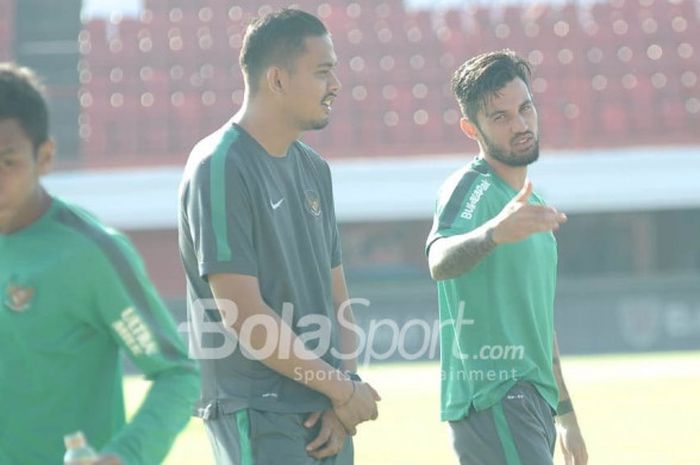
[322,95,335,110]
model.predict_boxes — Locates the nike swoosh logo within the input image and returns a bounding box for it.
[270,198,285,210]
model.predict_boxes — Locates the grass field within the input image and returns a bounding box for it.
[124,351,700,465]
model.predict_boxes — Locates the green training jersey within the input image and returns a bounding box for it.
[178,122,343,416]
[0,198,199,465]
[426,157,559,421]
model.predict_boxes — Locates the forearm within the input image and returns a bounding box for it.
[552,334,588,463]
[429,222,497,281]
[101,367,199,465]
[335,299,358,373]
[553,334,576,418]
[331,265,358,373]
[208,273,355,403]
[223,297,353,403]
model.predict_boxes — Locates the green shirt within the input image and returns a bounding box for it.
[178,122,343,415]
[0,198,199,465]
[426,157,559,421]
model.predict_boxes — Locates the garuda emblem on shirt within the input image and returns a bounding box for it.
[4,281,35,313]
[304,190,322,217]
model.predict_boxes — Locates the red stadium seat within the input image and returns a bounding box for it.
[167,91,204,154]
[628,74,656,138]
[135,89,170,155]
[75,0,700,164]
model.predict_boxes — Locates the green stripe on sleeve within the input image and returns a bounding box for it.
[236,409,254,465]
[210,131,234,262]
[492,403,523,465]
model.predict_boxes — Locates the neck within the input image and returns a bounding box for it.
[0,187,51,235]
[482,153,528,190]
[233,97,300,157]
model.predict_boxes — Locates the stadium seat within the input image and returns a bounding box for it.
[74,0,700,164]
[136,89,170,155]
[628,74,657,137]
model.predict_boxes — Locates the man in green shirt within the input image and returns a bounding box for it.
[178,9,379,465]
[426,50,588,465]
[0,63,199,465]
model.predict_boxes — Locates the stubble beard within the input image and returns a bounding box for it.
[483,131,540,167]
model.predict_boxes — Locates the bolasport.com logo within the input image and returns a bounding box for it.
[178,298,526,372]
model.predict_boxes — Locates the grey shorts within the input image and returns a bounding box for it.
[449,382,557,465]
[204,408,353,465]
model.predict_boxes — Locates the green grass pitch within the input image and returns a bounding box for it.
[123,351,700,465]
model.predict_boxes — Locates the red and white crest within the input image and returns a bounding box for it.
[4,282,35,313]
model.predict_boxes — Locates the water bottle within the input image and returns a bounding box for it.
[63,431,98,465]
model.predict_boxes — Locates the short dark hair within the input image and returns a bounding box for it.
[240,8,328,92]
[0,62,49,150]
[452,49,533,127]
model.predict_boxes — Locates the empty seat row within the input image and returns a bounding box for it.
[77,0,700,166]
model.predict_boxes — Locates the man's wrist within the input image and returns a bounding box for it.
[555,408,579,431]
[557,398,574,416]
[333,380,356,407]
[485,223,500,246]
[327,374,355,404]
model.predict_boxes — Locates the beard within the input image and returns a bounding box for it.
[482,130,540,167]
[299,94,335,131]
[301,116,330,131]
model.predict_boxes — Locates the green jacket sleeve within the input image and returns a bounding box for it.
[87,232,199,465]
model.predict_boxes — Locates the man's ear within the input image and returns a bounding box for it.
[265,66,288,95]
[35,138,54,176]
[459,117,479,141]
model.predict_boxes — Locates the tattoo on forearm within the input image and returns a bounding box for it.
[434,227,497,280]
